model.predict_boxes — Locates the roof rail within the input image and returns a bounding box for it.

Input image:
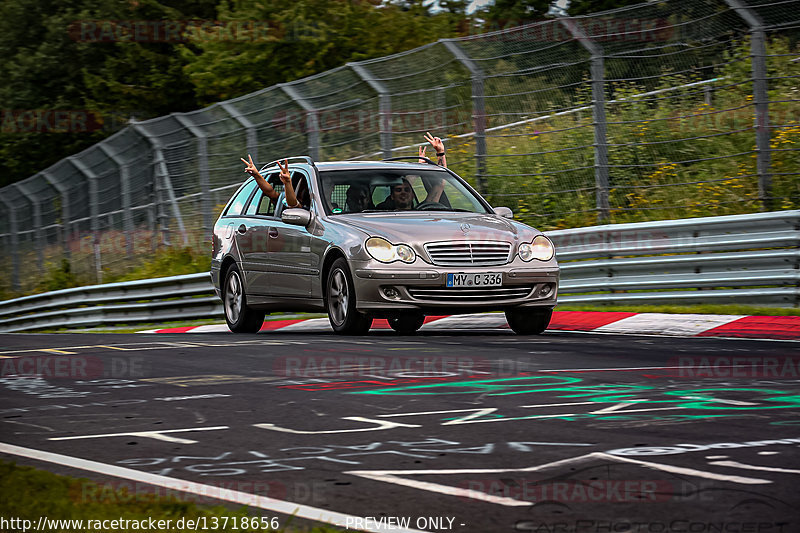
[382,156,438,165]
[258,155,316,171]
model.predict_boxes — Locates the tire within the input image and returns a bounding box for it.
[388,313,425,334]
[223,263,265,333]
[505,308,553,335]
[326,258,372,335]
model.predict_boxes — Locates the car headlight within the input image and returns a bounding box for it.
[519,235,555,261]
[365,237,416,263]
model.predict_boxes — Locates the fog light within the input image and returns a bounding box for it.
[540,283,552,297]
[383,287,399,299]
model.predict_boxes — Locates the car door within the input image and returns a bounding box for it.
[238,186,280,295]
[224,180,261,291]
[268,172,313,297]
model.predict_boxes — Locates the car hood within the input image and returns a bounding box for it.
[334,212,537,244]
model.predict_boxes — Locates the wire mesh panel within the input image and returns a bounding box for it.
[748,0,800,210]
[227,86,309,165]
[595,0,754,223]
[290,66,383,161]
[356,43,473,160]
[21,175,62,270]
[455,20,596,228]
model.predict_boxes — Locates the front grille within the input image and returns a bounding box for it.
[407,285,535,302]
[425,241,512,266]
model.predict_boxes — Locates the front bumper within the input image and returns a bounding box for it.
[352,263,559,314]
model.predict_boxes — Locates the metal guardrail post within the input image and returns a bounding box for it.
[559,17,610,223]
[69,157,103,283]
[14,182,44,274]
[42,171,71,260]
[349,62,393,160]
[98,144,135,257]
[220,102,259,163]
[131,123,188,247]
[280,83,320,162]
[0,195,20,291]
[441,39,487,195]
[173,114,212,235]
[724,0,772,211]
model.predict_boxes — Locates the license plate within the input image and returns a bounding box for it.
[446,272,502,288]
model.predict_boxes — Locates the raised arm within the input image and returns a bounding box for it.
[241,154,279,201]
[424,131,447,168]
[278,159,300,208]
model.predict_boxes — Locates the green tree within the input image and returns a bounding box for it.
[0,0,216,188]
[181,0,462,104]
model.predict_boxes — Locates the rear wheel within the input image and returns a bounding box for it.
[326,258,372,335]
[505,308,553,335]
[388,313,425,334]
[223,264,265,333]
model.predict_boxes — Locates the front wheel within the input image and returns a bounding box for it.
[326,258,373,335]
[505,308,553,335]
[223,264,265,333]
[388,313,425,334]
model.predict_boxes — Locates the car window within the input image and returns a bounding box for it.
[224,180,258,217]
[246,191,279,217]
[241,173,284,217]
[328,184,349,213]
[319,168,490,214]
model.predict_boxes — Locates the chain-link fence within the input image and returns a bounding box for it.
[1,0,798,295]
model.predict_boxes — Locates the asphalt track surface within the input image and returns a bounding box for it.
[1,328,800,533]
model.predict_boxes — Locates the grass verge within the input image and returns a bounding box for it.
[0,460,339,532]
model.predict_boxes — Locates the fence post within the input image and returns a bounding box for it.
[0,195,20,291]
[441,39,487,195]
[14,182,44,274]
[68,157,103,283]
[220,102,259,163]
[559,17,610,223]
[42,171,71,260]
[724,0,772,211]
[349,62,393,160]
[131,123,188,247]
[98,144,135,257]
[280,84,320,162]
[173,113,212,236]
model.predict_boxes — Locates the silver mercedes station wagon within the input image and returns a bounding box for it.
[211,157,559,335]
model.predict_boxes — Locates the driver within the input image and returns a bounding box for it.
[376,178,415,210]
[375,175,447,211]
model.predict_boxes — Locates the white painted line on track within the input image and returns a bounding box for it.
[538,364,785,373]
[0,442,431,533]
[706,460,800,474]
[278,318,333,331]
[594,313,745,336]
[186,324,232,333]
[346,452,770,506]
[48,426,230,444]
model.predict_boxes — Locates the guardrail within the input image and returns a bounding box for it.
[0,211,797,332]
[551,210,800,306]
[0,273,221,333]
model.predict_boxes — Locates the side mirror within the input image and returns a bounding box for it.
[494,206,514,219]
[282,208,312,226]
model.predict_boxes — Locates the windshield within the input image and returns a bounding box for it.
[319,168,490,215]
